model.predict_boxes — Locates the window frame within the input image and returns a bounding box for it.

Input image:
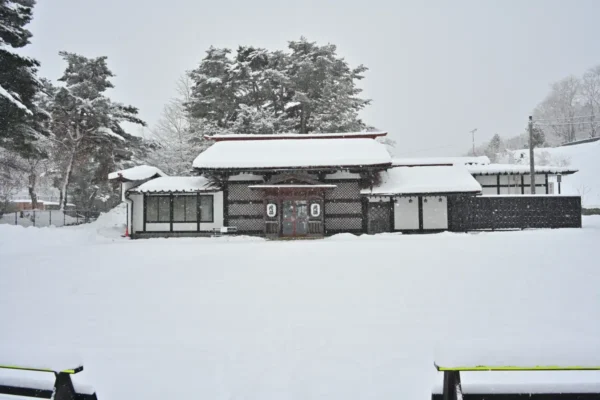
[145,195,172,223]
[144,193,215,225]
[172,195,198,223]
[199,194,214,223]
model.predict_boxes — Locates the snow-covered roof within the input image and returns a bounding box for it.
[193,138,392,170]
[108,165,167,182]
[10,200,75,206]
[393,156,490,167]
[205,131,388,141]
[248,184,337,189]
[362,166,482,196]
[467,164,578,175]
[129,176,218,193]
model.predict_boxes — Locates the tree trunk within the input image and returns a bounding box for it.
[28,173,38,209]
[60,148,76,210]
[591,107,596,138]
[300,105,307,133]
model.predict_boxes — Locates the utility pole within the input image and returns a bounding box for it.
[470,128,477,155]
[528,116,536,194]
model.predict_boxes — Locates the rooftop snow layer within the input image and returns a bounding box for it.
[130,176,217,193]
[205,131,388,141]
[393,156,490,166]
[362,166,482,195]
[193,138,392,170]
[108,165,166,181]
[467,164,577,175]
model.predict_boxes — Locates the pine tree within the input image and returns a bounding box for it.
[49,52,145,209]
[186,38,371,135]
[285,37,370,133]
[0,0,43,154]
[485,134,504,162]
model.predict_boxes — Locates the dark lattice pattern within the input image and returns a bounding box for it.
[325,181,361,200]
[325,201,362,215]
[368,202,391,234]
[325,217,362,230]
[227,218,264,232]
[228,202,263,216]
[309,221,323,234]
[265,221,279,234]
[228,184,263,201]
[448,196,581,230]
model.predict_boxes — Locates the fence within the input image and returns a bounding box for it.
[448,195,582,231]
[0,209,101,228]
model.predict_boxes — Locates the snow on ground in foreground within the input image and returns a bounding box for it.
[1,218,600,399]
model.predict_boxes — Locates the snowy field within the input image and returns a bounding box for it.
[1,211,600,399]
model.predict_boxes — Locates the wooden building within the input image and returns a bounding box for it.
[109,132,581,239]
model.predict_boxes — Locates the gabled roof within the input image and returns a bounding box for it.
[129,176,218,193]
[362,166,482,196]
[467,164,578,175]
[108,165,167,182]
[205,131,387,141]
[193,138,392,171]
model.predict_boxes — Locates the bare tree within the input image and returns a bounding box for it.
[534,75,581,143]
[581,65,600,138]
[145,75,211,175]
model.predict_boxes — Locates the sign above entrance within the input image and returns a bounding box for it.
[266,203,277,217]
[310,203,321,217]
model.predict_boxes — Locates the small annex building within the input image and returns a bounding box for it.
[109,132,581,239]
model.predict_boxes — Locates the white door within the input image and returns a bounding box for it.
[394,197,419,230]
[422,196,448,230]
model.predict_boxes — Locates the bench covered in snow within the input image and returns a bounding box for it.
[0,364,97,400]
[433,364,600,400]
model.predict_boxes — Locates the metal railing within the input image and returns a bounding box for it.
[0,209,100,228]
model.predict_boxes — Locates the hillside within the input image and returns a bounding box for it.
[506,140,600,208]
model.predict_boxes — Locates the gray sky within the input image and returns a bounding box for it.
[24,0,600,156]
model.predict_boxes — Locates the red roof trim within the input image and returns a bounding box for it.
[205,132,388,141]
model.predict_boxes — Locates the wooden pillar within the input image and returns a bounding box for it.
[53,372,78,400]
[418,196,424,231]
[442,371,462,400]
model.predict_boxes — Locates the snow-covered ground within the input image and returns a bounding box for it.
[1,213,600,399]
[508,140,600,207]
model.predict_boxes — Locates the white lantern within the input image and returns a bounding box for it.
[266,203,277,217]
[310,203,321,217]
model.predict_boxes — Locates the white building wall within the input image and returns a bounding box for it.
[394,197,419,230]
[422,196,448,230]
[129,193,144,233]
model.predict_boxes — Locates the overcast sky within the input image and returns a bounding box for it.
[23,0,600,156]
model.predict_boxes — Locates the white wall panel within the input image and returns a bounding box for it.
[129,193,144,233]
[394,197,419,230]
[475,175,497,185]
[422,196,448,230]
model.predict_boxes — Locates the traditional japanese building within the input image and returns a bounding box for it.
[109,132,581,239]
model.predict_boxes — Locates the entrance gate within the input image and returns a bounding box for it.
[282,200,309,237]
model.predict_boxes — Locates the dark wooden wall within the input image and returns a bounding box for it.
[225,181,265,235]
[448,195,582,231]
[323,180,364,235]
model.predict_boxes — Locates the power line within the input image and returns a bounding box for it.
[533,114,596,122]
[536,121,600,127]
